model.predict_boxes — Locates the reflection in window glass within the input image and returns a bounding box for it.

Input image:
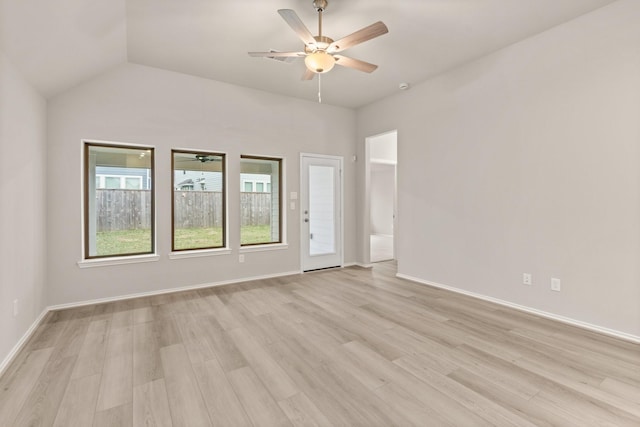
[105,176,120,189]
[84,143,154,258]
[172,151,225,251]
[240,156,281,245]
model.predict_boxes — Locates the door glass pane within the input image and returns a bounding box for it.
[309,165,335,256]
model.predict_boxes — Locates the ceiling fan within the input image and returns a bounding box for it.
[248,0,389,80]
[193,154,220,162]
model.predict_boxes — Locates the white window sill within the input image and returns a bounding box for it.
[240,243,289,253]
[77,254,160,268]
[169,248,232,260]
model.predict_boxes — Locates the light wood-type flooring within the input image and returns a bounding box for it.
[1,262,639,426]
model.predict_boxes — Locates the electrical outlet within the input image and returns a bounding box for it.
[13,299,19,317]
[239,254,245,263]
[551,278,561,292]
[523,273,532,285]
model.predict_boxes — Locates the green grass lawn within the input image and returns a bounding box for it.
[174,227,224,250]
[96,229,152,256]
[96,225,274,255]
[240,225,273,245]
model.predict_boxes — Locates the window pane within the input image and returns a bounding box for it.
[105,176,121,189]
[309,165,335,255]
[255,182,264,192]
[172,151,225,251]
[85,143,154,258]
[240,156,281,245]
[125,177,141,189]
[244,181,253,192]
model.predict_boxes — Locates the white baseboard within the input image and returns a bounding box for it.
[0,309,49,377]
[396,273,640,344]
[48,270,302,311]
[343,262,373,269]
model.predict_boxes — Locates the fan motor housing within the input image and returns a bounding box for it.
[305,35,334,53]
[313,0,328,12]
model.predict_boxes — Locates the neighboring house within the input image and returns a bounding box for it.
[95,167,268,193]
[240,173,271,193]
[174,170,222,191]
[172,171,270,192]
[96,166,151,190]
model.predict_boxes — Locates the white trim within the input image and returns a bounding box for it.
[77,254,160,268]
[396,273,640,344]
[49,270,301,311]
[370,158,397,165]
[239,243,289,253]
[343,262,373,268]
[0,309,49,377]
[169,248,232,259]
[299,152,344,161]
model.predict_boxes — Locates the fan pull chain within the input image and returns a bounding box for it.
[318,74,322,103]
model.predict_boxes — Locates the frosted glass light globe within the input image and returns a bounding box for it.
[305,51,335,73]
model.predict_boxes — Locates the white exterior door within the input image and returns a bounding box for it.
[301,154,342,272]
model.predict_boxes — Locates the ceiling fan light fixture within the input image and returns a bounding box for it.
[305,50,335,73]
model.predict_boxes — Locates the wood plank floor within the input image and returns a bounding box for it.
[1,262,639,426]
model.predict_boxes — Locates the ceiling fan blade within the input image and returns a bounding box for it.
[334,55,378,73]
[278,9,317,48]
[248,51,305,57]
[301,68,315,81]
[328,21,388,53]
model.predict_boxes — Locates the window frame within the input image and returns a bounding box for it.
[171,149,227,252]
[240,155,283,247]
[83,141,156,260]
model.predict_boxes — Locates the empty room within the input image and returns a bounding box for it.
[1,0,639,426]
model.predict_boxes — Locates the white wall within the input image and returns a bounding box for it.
[357,0,640,338]
[47,63,357,306]
[0,51,48,367]
[370,164,395,236]
[370,132,397,163]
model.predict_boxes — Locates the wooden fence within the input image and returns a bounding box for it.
[96,190,151,232]
[240,192,271,226]
[96,189,271,231]
[173,191,223,228]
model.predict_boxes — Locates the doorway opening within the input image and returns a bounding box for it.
[366,131,397,263]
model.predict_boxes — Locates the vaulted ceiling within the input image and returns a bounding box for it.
[1,0,618,108]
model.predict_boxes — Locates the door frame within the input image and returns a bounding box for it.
[299,153,344,273]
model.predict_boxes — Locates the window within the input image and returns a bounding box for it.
[172,150,226,251]
[95,174,144,190]
[84,142,154,258]
[240,156,281,245]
